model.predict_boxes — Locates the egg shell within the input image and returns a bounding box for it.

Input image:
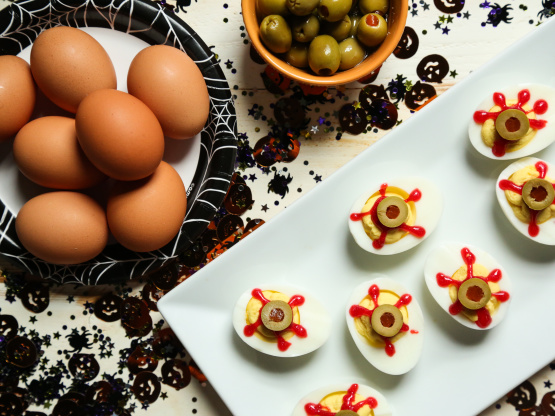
[495,157,555,245]
[232,283,331,358]
[76,89,165,181]
[346,275,424,375]
[30,26,117,113]
[468,83,555,160]
[107,161,187,252]
[424,242,512,330]
[13,116,106,189]
[15,191,108,264]
[127,44,209,140]
[0,55,36,141]
[291,383,392,416]
[348,176,443,255]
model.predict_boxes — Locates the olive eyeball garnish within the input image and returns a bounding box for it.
[495,109,530,141]
[376,196,409,228]
[260,300,293,331]
[522,177,555,210]
[457,278,492,310]
[336,411,359,416]
[370,304,404,338]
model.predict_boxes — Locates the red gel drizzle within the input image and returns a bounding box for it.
[348,284,413,356]
[473,89,548,157]
[304,383,378,415]
[435,248,510,328]
[243,288,307,351]
[498,161,554,237]
[349,183,426,249]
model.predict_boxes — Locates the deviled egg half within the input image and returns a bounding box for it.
[468,83,555,159]
[292,383,392,416]
[232,284,331,357]
[424,243,512,330]
[346,276,424,375]
[496,157,555,245]
[348,177,442,255]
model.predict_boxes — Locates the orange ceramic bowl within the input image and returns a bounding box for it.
[242,0,408,86]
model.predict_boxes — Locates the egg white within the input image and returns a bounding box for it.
[468,83,555,160]
[348,176,442,255]
[345,275,424,375]
[496,157,555,245]
[232,284,331,358]
[424,242,512,330]
[291,382,392,416]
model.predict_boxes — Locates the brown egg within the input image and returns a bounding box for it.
[13,116,106,189]
[107,161,187,252]
[16,191,109,264]
[127,45,209,140]
[76,89,165,181]
[0,56,36,141]
[30,26,117,113]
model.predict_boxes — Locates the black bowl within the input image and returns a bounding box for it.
[0,0,237,285]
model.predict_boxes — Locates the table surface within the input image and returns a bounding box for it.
[1,0,554,414]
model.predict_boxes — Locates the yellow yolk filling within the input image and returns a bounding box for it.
[504,164,555,224]
[361,186,416,245]
[354,290,408,347]
[481,99,537,152]
[245,290,300,342]
[319,391,374,416]
[448,264,501,322]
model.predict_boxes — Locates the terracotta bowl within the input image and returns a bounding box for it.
[242,0,408,86]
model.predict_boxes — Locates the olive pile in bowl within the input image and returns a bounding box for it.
[257,0,392,76]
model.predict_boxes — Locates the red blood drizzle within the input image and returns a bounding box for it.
[243,288,307,351]
[529,210,540,237]
[436,248,510,328]
[498,161,554,237]
[349,183,426,249]
[304,384,378,415]
[476,308,492,329]
[536,161,548,179]
[348,284,414,356]
[473,89,549,157]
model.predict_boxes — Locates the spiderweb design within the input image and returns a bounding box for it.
[0,0,237,285]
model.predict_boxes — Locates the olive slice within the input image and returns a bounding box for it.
[336,411,359,416]
[370,304,403,338]
[376,196,409,228]
[457,278,491,310]
[495,109,530,141]
[522,178,555,211]
[260,300,293,332]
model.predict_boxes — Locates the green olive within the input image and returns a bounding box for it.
[458,278,491,310]
[357,13,387,47]
[371,304,403,338]
[286,0,319,16]
[308,34,341,75]
[495,109,530,141]
[322,14,351,41]
[336,412,359,416]
[376,196,409,228]
[260,15,293,54]
[349,14,361,37]
[318,0,353,22]
[257,0,290,17]
[522,178,555,211]
[285,43,309,67]
[261,300,293,331]
[359,0,389,15]
[291,14,320,42]
[338,37,365,70]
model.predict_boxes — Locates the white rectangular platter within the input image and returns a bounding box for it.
[158,18,555,416]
